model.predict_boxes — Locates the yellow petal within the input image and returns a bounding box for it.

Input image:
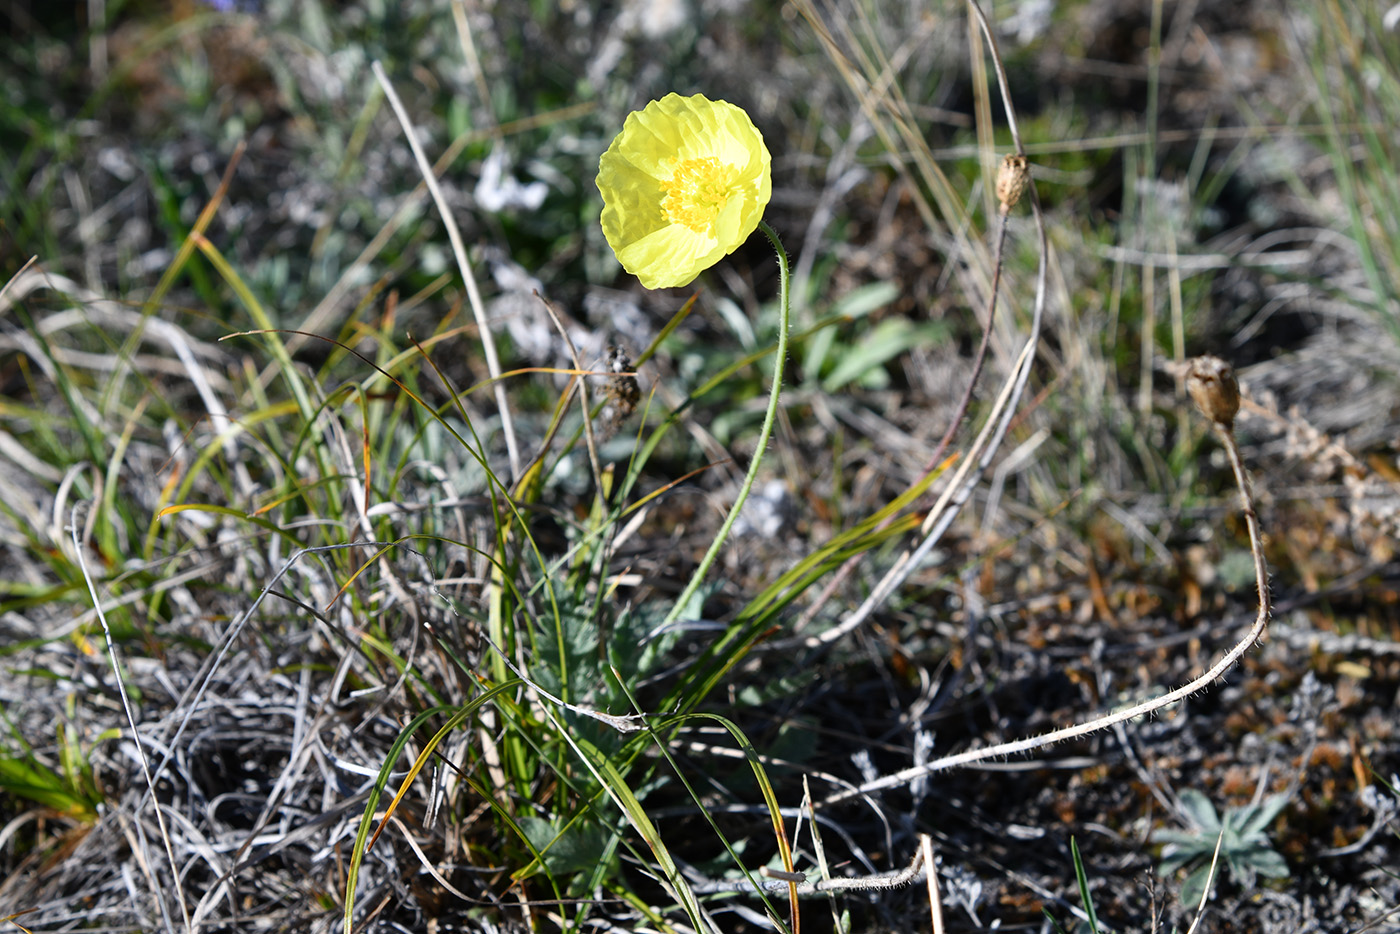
[618,224,722,290]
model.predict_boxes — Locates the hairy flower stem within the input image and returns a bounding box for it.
[662,221,791,626]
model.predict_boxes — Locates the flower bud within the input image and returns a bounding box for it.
[996,154,1030,215]
[1186,355,1240,430]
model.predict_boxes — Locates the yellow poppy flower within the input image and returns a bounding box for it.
[597,93,772,290]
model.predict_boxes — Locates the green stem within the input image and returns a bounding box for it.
[663,221,790,625]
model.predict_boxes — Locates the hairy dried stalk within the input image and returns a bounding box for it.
[818,356,1270,807]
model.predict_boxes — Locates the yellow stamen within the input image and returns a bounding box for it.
[661,157,737,234]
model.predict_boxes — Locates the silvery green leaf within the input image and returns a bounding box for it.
[1180,864,1217,906]
[1236,792,1290,838]
[1151,829,1205,847]
[1223,846,1250,883]
[1245,846,1290,879]
[1178,788,1221,832]
[1158,847,1200,875]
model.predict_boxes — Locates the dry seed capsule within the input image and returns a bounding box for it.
[1185,355,1240,430]
[996,154,1030,215]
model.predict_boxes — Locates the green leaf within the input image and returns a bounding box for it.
[1177,788,1221,832]
[1235,792,1290,839]
[1158,843,1209,875]
[1070,837,1101,933]
[1241,845,1290,879]
[821,318,943,392]
[1152,829,1208,848]
[801,323,838,383]
[0,756,96,819]
[1180,863,1216,906]
[518,816,616,877]
[831,280,900,319]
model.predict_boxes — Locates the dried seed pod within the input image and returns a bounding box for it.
[1185,355,1240,430]
[996,154,1030,214]
[602,344,640,437]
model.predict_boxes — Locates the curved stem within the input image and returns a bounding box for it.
[794,208,1010,633]
[818,418,1270,806]
[663,221,791,626]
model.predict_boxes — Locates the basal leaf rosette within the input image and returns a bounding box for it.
[597,93,772,290]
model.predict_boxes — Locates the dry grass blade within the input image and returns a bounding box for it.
[537,294,604,494]
[794,0,995,296]
[68,504,188,934]
[371,60,521,480]
[1183,830,1227,934]
[923,835,945,934]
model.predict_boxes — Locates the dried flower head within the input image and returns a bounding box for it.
[602,344,640,437]
[596,93,772,290]
[996,154,1030,214]
[1185,355,1241,430]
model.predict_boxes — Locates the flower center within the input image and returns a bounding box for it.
[661,157,737,234]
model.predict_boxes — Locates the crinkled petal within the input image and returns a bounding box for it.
[599,164,668,254]
[617,224,724,290]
